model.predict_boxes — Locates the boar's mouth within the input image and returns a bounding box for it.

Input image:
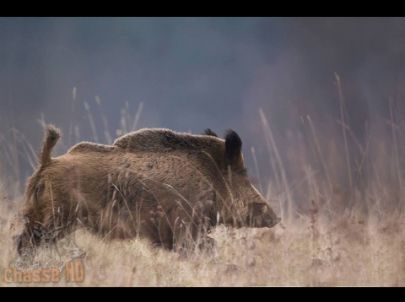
[245,202,281,228]
[265,216,281,228]
[247,214,281,229]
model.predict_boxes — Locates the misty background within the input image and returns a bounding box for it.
[1,17,405,208]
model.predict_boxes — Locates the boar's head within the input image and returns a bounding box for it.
[217,130,281,229]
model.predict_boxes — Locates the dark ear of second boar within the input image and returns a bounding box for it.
[203,128,218,137]
[224,130,242,167]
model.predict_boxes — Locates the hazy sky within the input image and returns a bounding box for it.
[1,17,405,182]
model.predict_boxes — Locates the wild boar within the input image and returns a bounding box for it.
[17,125,280,256]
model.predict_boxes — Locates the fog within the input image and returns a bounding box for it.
[1,17,405,193]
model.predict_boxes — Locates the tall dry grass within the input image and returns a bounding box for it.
[1,84,405,286]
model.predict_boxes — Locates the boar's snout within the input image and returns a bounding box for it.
[260,211,281,228]
[246,202,281,228]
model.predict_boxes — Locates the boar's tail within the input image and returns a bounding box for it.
[40,124,61,166]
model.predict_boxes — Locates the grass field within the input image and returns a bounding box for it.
[1,195,404,286]
[1,97,405,286]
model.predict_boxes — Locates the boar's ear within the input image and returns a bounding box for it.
[203,128,218,137]
[40,124,61,166]
[224,129,242,166]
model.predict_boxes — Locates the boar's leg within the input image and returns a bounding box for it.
[167,208,215,254]
[146,201,213,253]
[172,223,216,255]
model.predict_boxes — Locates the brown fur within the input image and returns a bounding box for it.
[17,126,280,256]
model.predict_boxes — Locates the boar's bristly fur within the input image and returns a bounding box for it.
[17,126,280,256]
